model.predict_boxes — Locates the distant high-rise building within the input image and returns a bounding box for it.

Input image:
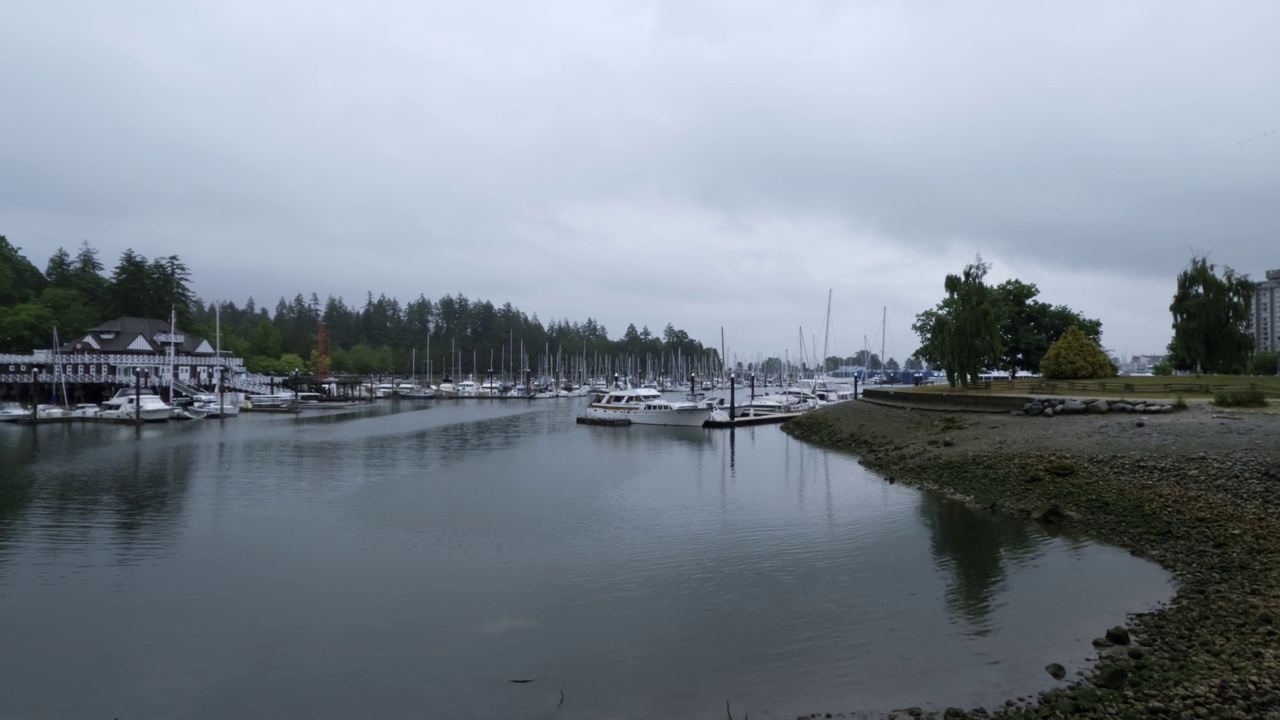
[1248,269,1280,352]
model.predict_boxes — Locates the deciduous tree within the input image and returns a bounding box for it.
[1040,325,1115,379]
[914,257,1002,388]
[1168,257,1254,374]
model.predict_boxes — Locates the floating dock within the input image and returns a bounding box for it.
[702,412,804,428]
[576,412,805,429]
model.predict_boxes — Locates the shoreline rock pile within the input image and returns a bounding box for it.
[1015,398,1176,417]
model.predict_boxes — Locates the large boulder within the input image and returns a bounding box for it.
[1105,626,1131,645]
[1061,399,1087,414]
[1111,402,1134,413]
[1086,399,1110,414]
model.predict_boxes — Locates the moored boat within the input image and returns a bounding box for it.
[0,401,29,422]
[584,386,712,427]
[69,403,101,418]
[100,389,172,422]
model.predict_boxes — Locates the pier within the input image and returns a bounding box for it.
[702,411,803,428]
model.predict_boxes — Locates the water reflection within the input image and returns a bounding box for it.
[918,492,1041,634]
[0,423,195,579]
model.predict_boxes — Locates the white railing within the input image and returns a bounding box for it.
[0,352,245,369]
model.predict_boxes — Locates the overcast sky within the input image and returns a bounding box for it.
[3,1,1277,364]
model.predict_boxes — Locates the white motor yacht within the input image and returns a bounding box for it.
[455,378,479,397]
[35,404,70,419]
[100,390,172,422]
[0,401,30,421]
[397,383,436,399]
[585,387,712,427]
[70,403,101,418]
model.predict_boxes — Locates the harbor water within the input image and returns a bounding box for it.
[0,399,1172,719]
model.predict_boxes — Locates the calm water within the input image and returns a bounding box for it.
[0,399,1171,719]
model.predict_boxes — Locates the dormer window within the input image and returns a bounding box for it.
[100,332,116,340]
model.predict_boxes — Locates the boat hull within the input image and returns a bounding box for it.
[585,406,710,427]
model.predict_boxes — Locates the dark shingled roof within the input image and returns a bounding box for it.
[62,316,216,355]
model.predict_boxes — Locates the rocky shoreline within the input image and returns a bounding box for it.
[781,399,1280,719]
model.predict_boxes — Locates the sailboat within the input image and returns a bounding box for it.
[398,348,436,399]
[193,304,242,417]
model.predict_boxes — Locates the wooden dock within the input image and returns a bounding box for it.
[13,415,75,425]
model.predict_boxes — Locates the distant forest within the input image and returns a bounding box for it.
[0,235,721,377]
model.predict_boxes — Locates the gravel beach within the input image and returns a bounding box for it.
[782,398,1280,719]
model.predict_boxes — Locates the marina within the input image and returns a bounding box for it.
[0,396,1172,719]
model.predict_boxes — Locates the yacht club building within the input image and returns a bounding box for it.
[0,316,247,399]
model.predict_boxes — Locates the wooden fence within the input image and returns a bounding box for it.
[1011,379,1280,397]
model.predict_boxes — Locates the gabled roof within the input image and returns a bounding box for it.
[61,316,217,355]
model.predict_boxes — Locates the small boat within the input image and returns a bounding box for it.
[168,398,209,420]
[35,404,70,419]
[455,378,479,398]
[194,392,243,417]
[397,382,436,399]
[70,403,101,418]
[733,387,823,418]
[0,401,30,422]
[584,386,712,427]
[245,393,292,410]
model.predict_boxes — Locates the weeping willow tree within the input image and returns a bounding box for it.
[1168,256,1254,374]
[914,257,1003,388]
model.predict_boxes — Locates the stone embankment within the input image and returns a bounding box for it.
[781,399,1280,720]
[1015,398,1177,417]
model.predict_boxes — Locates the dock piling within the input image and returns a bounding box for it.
[729,372,736,419]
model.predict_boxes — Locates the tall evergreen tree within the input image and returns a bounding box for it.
[45,247,74,287]
[0,234,47,305]
[105,249,155,318]
[71,241,107,306]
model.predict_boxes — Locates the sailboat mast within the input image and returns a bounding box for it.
[881,306,887,377]
[216,303,223,417]
[821,289,832,374]
[169,306,176,401]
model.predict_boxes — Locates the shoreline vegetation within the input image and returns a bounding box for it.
[781,397,1280,719]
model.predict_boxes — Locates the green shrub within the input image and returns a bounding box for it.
[1151,360,1173,376]
[1172,393,1188,410]
[1212,389,1268,407]
[1041,325,1116,380]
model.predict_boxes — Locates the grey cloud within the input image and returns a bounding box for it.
[2,0,1277,357]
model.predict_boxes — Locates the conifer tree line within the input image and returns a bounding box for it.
[0,236,721,377]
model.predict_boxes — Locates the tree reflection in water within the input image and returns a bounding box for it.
[917,491,1042,634]
[0,424,195,571]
